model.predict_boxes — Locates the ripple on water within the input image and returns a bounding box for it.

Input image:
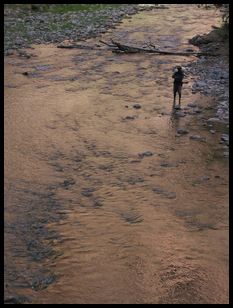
[120,211,144,224]
[5,3,228,304]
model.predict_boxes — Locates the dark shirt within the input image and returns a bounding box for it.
[172,70,184,84]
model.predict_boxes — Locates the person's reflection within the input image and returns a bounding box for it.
[169,103,181,131]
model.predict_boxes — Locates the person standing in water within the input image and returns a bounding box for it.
[172,65,184,108]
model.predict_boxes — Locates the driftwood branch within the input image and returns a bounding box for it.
[99,40,115,48]
[100,40,218,56]
[57,40,218,56]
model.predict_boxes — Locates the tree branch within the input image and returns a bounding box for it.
[57,40,218,56]
[100,40,218,56]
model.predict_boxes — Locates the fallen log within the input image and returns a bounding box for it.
[57,40,218,56]
[100,40,218,56]
[99,40,116,48]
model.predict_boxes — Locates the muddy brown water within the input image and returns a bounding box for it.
[4,5,228,304]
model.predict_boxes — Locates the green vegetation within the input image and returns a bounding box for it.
[217,23,229,40]
[4,4,133,51]
[5,4,126,13]
[214,4,229,24]
[4,4,128,14]
[44,4,125,13]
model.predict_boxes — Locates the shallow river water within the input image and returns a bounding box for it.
[4,4,228,304]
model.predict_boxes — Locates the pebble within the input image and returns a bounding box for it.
[133,104,141,109]
[221,134,229,142]
[193,107,202,113]
[138,151,153,159]
[187,102,197,108]
[160,162,177,168]
[190,135,206,141]
[60,179,75,190]
[5,49,15,56]
[207,117,221,123]
[152,187,176,199]
[124,116,135,120]
[200,176,210,181]
[175,111,186,117]
[176,128,189,134]
[81,188,95,197]
[93,201,103,208]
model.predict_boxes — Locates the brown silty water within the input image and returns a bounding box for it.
[4,4,228,304]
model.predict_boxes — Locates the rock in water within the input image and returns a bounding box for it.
[207,117,221,123]
[138,151,153,159]
[133,104,141,109]
[187,102,197,108]
[176,128,189,135]
[190,135,206,141]
[221,134,229,142]
[175,111,186,117]
[124,116,135,120]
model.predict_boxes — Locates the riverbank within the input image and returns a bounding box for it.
[4,4,167,55]
[184,25,229,154]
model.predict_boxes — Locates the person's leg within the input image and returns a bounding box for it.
[173,84,177,104]
[178,85,182,106]
[173,92,176,104]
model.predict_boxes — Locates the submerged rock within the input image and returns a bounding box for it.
[4,296,31,304]
[31,274,56,291]
[138,151,153,159]
[221,134,229,142]
[61,179,75,188]
[175,111,186,117]
[133,104,141,109]
[152,187,176,199]
[193,107,202,113]
[176,128,189,135]
[187,102,197,108]
[207,117,221,123]
[190,135,206,141]
[81,188,95,197]
[124,116,135,120]
[160,162,178,168]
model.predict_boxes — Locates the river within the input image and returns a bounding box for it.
[4,4,228,304]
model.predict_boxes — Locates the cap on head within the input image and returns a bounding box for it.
[177,65,182,70]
